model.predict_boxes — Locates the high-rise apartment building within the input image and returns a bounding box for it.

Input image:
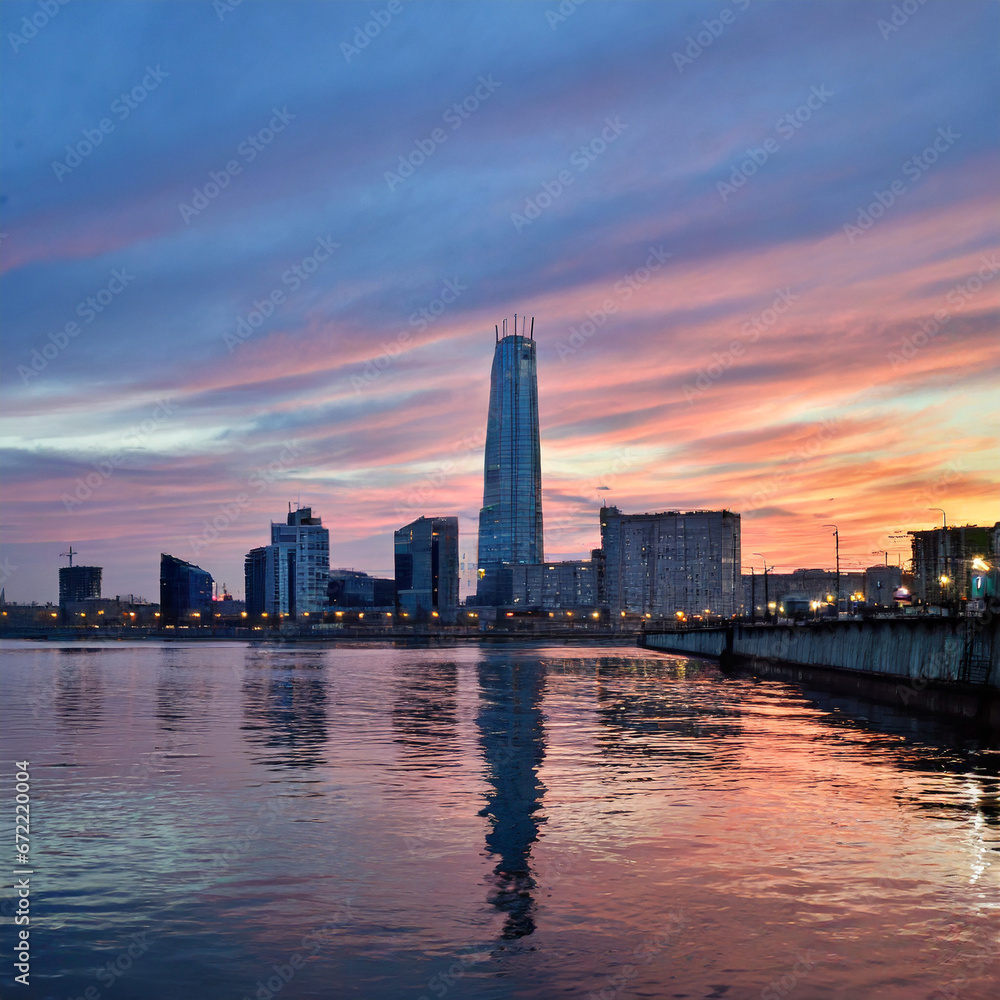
[910,523,996,603]
[600,507,742,618]
[395,516,459,621]
[476,317,543,605]
[244,506,330,618]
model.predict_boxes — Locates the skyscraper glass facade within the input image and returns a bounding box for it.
[476,328,543,605]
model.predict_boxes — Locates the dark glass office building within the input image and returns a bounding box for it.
[395,516,459,621]
[476,319,544,605]
[159,554,214,625]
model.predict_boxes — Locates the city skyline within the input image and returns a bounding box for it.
[2,1,999,603]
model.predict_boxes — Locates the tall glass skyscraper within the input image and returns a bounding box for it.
[476,318,543,605]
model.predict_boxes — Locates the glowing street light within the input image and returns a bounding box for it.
[753,552,770,621]
[822,524,840,609]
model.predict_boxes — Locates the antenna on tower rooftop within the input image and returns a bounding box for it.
[530,316,534,340]
[495,324,499,343]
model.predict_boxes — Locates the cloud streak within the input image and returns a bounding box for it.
[1,0,997,601]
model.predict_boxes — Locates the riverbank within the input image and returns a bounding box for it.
[0,625,642,645]
[641,616,1000,728]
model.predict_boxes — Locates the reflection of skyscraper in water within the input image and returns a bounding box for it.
[241,654,328,769]
[593,656,742,771]
[476,317,543,606]
[391,661,459,771]
[53,657,105,729]
[476,657,546,940]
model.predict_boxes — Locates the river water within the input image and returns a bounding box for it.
[1,640,997,1000]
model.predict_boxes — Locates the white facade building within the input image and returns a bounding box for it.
[245,506,330,618]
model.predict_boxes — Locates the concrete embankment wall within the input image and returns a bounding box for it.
[641,617,1000,726]
[640,628,729,659]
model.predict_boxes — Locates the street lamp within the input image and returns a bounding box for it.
[929,508,949,600]
[753,553,769,622]
[823,524,840,611]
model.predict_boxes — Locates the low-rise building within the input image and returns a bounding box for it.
[863,565,902,606]
[328,569,395,608]
[511,560,598,608]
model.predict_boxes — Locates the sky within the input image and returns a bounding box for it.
[1,0,998,604]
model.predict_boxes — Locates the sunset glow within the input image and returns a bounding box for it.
[2,0,997,601]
